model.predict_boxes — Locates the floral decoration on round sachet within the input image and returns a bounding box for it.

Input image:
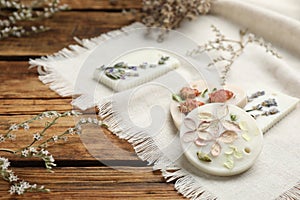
[180,103,263,176]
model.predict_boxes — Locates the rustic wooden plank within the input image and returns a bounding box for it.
[0,61,139,162]
[0,4,185,200]
[22,0,142,9]
[0,99,72,114]
[0,61,66,99]
[0,80,69,101]
[62,0,142,9]
[0,12,137,56]
[0,114,140,161]
[0,167,184,199]
[0,77,63,99]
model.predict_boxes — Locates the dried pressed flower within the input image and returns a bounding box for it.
[179,99,204,114]
[182,107,240,157]
[246,98,278,113]
[197,151,212,162]
[248,91,265,101]
[180,87,201,100]
[100,56,171,80]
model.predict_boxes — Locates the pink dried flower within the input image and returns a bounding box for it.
[179,99,204,114]
[180,87,200,100]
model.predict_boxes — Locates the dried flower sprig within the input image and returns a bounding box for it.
[1,156,51,195]
[0,110,107,195]
[188,25,282,85]
[0,0,69,40]
[110,0,212,41]
[248,91,266,102]
[246,98,278,112]
[99,56,171,80]
[142,0,212,30]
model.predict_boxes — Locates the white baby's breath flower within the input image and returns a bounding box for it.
[80,118,86,124]
[49,111,59,117]
[68,128,74,134]
[0,157,10,170]
[31,26,37,31]
[20,181,31,189]
[9,124,18,131]
[14,181,29,195]
[52,135,58,142]
[8,172,18,182]
[16,188,24,195]
[0,134,5,143]
[29,147,37,153]
[41,149,49,156]
[9,181,34,195]
[33,133,42,141]
[43,112,50,118]
[23,123,30,131]
[9,185,16,195]
[8,133,16,140]
[21,149,29,157]
[70,110,80,116]
[87,117,92,123]
[48,155,55,163]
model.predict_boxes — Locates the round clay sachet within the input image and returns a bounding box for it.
[170,80,247,130]
[179,103,263,176]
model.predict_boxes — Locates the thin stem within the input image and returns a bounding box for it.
[40,117,60,136]
[37,129,69,148]
[24,116,60,149]
[4,113,42,137]
[221,38,242,45]
[4,130,12,138]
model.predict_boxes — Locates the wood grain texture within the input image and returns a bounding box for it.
[0,167,184,200]
[0,61,139,161]
[0,12,137,56]
[0,3,184,199]
[0,62,67,99]
[23,0,142,10]
[62,0,142,9]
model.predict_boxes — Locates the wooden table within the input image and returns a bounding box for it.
[0,1,184,199]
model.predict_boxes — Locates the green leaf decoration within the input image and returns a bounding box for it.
[197,152,212,162]
[172,94,183,102]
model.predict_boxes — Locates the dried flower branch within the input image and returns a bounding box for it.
[0,110,107,195]
[110,0,212,33]
[188,25,282,85]
[0,0,69,40]
[142,0,212,30]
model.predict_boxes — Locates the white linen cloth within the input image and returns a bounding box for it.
[30,0,300,199]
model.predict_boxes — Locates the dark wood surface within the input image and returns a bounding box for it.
[0,1,184,199]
